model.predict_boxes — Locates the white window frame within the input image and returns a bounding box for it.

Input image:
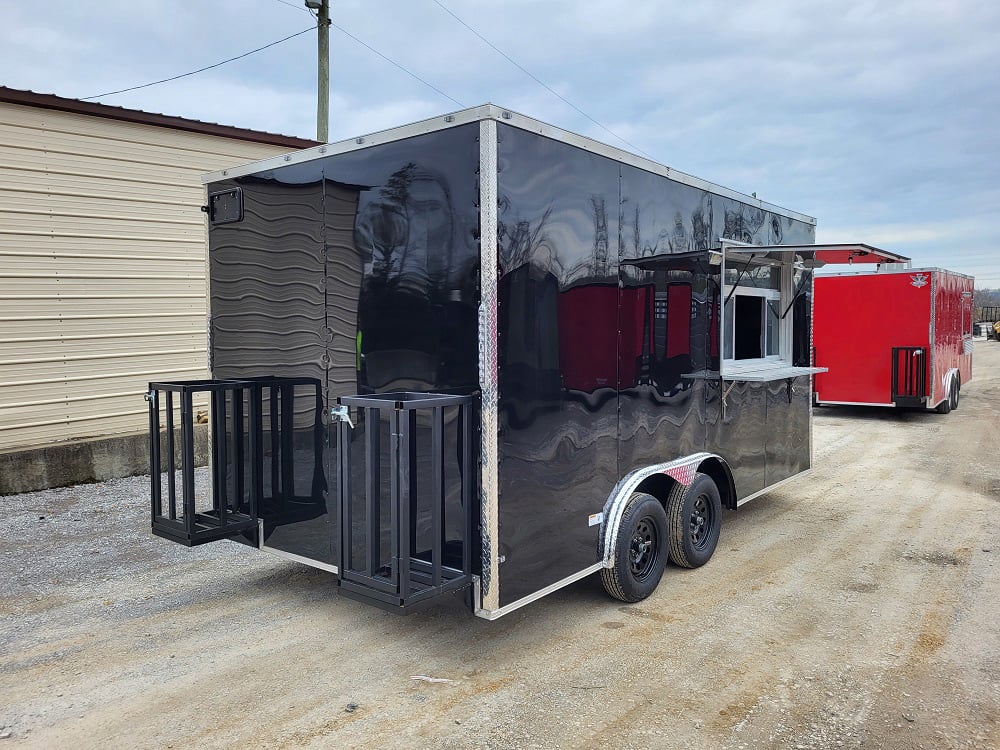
[721,257,794,368]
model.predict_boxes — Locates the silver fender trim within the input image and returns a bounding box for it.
[933,367,960,409]
[599,452,727,568]
[943,367,960,393]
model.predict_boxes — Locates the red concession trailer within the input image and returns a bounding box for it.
[813,266,974,412]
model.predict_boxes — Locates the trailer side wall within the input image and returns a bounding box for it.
[617,164,815,502]
[495,123,816,607]
[931,271,974,403]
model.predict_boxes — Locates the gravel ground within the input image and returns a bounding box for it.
[1,341,998,749]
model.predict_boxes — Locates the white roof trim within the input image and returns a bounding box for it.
[202,104,816,226]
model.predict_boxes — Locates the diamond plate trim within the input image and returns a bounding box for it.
[808,268,815,470]
[662,463,699,486]
[478,119,500,609]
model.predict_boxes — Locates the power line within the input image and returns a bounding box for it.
[83,26,315,101]
[271,0,464,109]
[330,22,464,108]
[430,0,653,160]
[273,0,313,14]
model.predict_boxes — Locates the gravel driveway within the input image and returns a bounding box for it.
[2,342,998,749]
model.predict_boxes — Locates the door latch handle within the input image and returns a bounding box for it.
[330,404,354,428]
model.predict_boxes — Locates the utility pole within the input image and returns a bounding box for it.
[306,0,330,142]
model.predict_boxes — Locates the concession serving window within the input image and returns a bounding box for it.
[719,242,823,382]
[717,242,909,382]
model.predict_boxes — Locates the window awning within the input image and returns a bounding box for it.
[719,242,909,266]
[622,250,709,273]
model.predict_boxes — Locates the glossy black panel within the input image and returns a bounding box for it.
[330,126,481,579]
[341,128,481,397]
[616,252,709,476]
[616,162,815,495]
[208,124,481,570]
[495,124,818,605]
[618,163,815,261]
[496,125,620,606]
[208,171,326,383]
[765,375,811,485]
[704,378,768,497]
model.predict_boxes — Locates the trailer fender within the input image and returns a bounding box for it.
[600,453,735,568]
[938,368,960,405]
[943,368,960,393]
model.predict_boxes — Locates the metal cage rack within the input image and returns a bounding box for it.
[147,379,476,612]
[337,392,475,612]
[146,377,323,546]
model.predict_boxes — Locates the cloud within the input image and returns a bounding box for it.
[1,0,997,285]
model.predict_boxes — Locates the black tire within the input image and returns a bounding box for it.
[935,380,953,414]
[952,377,961,411]
[601,493,669,603]
[666,473,722,568]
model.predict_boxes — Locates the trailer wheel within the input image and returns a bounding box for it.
[666,473,722,569]
[936,381,954,414]
[601,493,668,603]
[951,377,961,411]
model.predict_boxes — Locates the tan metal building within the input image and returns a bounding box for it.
[0,88,317,492]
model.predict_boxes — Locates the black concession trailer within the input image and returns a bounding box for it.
[146,105,884,619]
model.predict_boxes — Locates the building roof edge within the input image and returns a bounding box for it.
[0,86,319,150]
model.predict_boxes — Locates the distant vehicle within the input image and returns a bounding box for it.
[814,267,974,413]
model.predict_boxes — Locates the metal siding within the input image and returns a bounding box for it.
[0,166,202,202]
[0,101,292,449]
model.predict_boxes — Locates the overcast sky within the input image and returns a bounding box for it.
[2,0,998,285]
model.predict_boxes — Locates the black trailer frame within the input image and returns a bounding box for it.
[144,104,871,619]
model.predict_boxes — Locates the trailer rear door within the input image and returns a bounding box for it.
[814,272,931,405]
